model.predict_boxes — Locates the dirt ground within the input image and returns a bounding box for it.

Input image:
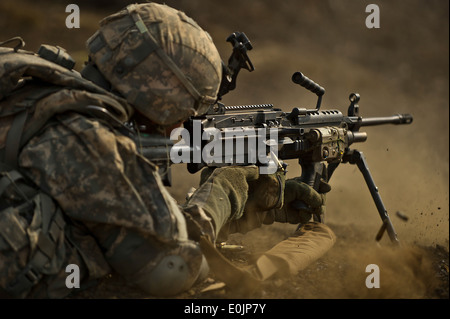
[70,222,449,300]
[1,0,448,300]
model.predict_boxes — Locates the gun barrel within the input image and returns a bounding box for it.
[361,114,413,126]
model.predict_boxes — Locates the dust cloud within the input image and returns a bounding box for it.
[165,0,449,251]
[228,223,441,299]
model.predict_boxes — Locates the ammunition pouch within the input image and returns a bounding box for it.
[0,168,66,298]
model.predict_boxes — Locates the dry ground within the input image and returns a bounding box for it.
[72,222,449,299]
[1,0,448,300]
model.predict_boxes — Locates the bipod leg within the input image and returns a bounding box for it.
[344,150,400,244]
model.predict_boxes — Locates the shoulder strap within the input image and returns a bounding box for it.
[0,86,63,168]
[4,110,27,168]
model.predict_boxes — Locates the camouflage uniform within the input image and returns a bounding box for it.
[17,111,206,297]
[1,3,219,298]
[0,3,336,298]
[0,78,212,298]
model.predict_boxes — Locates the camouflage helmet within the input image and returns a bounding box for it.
[85,3,222,125]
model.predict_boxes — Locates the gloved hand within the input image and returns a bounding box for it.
[220,168,286,236]
[263,177,330,225]
[182,165,260,242]
[244,168,286,212]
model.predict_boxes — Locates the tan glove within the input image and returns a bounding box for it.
[261,177,330,225]
[218,168,286,237]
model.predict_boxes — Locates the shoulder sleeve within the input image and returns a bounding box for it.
[18,113,187,243]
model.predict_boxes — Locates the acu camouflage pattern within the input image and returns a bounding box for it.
[86,3,222,126]
[19,112,187,241]
[16,111,205,296]
[0,45,133,157]
[0,186,86,298]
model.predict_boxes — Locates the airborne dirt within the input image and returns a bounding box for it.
[72,223,449,299]
[1,0,448,300]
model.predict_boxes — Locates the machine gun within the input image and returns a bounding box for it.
[135,32,413,244]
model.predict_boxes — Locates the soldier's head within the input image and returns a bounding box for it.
[82,3,222,130]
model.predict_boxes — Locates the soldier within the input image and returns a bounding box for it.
[0,3,335,298]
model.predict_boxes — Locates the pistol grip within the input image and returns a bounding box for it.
[291,162,327,222]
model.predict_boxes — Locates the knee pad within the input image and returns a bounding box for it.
[125,239,207,297]
[143,252,208,296]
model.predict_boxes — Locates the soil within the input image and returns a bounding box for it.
[70,222,449,300]
[1,0,448,301]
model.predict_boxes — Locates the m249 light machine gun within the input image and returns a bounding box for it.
[136,32,413,244]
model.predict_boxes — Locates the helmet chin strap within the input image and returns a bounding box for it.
[80,60,111,91]
[131,109,184,137]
